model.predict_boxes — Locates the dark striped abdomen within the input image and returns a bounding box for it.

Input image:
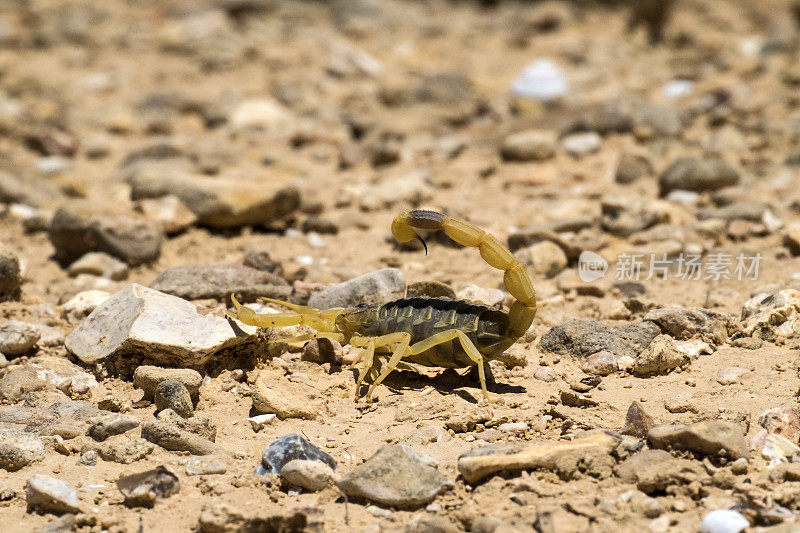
[356,297,510,368]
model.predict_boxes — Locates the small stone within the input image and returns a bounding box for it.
[498,422,528,434]
[621,489,663,518]
[715,367,752,385]
[0,320,40,357]
[600,195,660,237]
[229,98,294,134]
[186,457,227,476]
[759,406,800,442]
[698,509,749,533]
[658,158,740,196]
[48,207,163,266]
[157,410,216,442]
[406,281,456,299]
[500,130,557,162]
[360,169,432,211]
[539,319,660,359]
[87,415,139,441]
[117,466,180,508]
[783,225,800,256]
[251,372,320,420]
[533,366,558,382]
[632,335,688,377]
[149,264,289,303]
[762,434,800,463]
[644,307,732,345]
[66,284,264,368]
[67,252,128,280]
[0,367,47,402]
[281,459,337,491]
[622,401,656,439]
[454,285,505,307]
[257,433,336,475]
[248,414,277,432]
[26,475,81,514]
[308,268,405,310]
[301,338,343,364]
[133,366,202,401]
[338,444,452,509]
[729,458,748,475]
[517,241,568,278]
[741,289,800,341]
[0,428,45,471]
[615,153,653,184]
[618,449,707,494]
[61,290,111,318]
[154,380,194,418]
[242,251,283,276]
[581,351,619,376]
[141,421,217,455]
[98,436,154,464]
[135,195,198,235]
[562,132,601,157]
[647,421,749,460]
[511,59,568,102]
[664,393,697,414]
[0,248,22,302]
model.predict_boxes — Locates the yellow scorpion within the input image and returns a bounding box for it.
[229,210,537,402]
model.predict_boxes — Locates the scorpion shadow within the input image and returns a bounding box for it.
[362,365,526,404]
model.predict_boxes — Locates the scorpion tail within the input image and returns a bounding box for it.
[391,209,537,338]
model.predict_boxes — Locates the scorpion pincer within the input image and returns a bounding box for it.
[228,209,537,403]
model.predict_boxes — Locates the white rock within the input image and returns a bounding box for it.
[229,99,294,134]
[662,79,694,99]
[26,475,81,514]
[65,284,260,367]
[761,434,800,465]
[511,59,568,101]
[62,290,111,318]
[0,320,40,356]
[68,252,129,281]
[698,509,749,533]
[456,284,504,307]
[280,459,337,491]
[248,414,276,432]
[498,422,528,434]
[562,132,601,157]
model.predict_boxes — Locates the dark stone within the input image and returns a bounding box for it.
[539,319,660,359]
[117,466,180,507]
[257,433,336,475]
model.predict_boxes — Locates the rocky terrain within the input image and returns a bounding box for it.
[2,0,800,531]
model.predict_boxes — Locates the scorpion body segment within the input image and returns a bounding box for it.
[229,209,537,402]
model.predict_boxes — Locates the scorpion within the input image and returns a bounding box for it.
[228,209,537,403]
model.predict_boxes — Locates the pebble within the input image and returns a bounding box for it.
[784,224,800,256]
[61,290,111,318]
[698,509,749,533]
[48,207,164,266]
[87,415,139,441]
[615,153,653,184]
[0,247,22,302]
[729,458,749,475]
[134,366,203,400]
[116,466,180,507]
[617,449,707,494]
[229,98,294,134]
[301,338,343,364]
[359,169,433,211]
[65,284,262,367]
[759,406,800,442]
[281,459,338,491]
[511,59,568,101]
[658,158,740,196]
[406,281,455,299]
[715,367,752,385]
[67,252,129,280]
[581,350,619,376]
[533,366,558,382]
[517,241,568,278]
[157,410,216,442]
[622,401,656,439]
[124,163,300,228]
[600,195,660,237]
[455,284,505,307]
[647,420,749,460]
[308,268,406,310]
[539,319,660,359]
[664,392,697,414]
[98,437,154,465]
[186,457,227,476]
[632,334,688,377]
[562,131,601,157]
[149,264,290,303]
[0,320,40,356]
[498,422,527,434]
[0,428,45,471]
[644,307,731,345]
[338,444,452,509]
[0,366,46,402]
[458,432,618,484]
[26,476,81,516]
[500,130,557,162]
[248,414,277,432]
[242,251,284,276]
[134,195,198,235]
[257,433,336,475]
[140,421,217,455]
[741,289,800,341]
[151,379,193,417]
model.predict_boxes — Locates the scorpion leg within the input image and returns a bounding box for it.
[351,333,411,400]
[391,210,537,339]
[406,329,492,402]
